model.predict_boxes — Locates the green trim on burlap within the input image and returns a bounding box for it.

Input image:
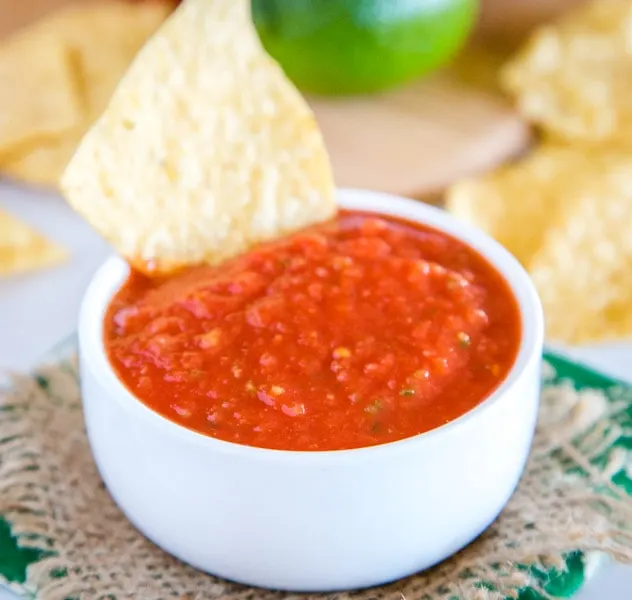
[0,349,630,599]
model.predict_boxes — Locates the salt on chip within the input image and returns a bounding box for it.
[529,153,632,343]
[61,0,335,275]
[0,29,81,159]
[0,210,67,276]
[445,145,593,267]
[502,0,632,144]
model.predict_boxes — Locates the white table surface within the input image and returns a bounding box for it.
[0,180,630,598]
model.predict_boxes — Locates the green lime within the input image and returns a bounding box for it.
[252,0,479,96]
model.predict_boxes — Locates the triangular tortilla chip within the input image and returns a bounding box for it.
[446,145,593,267]
[448,144,632,344]
[47,1,173,121]
[0,210,68,276]
[0,29,82,158]
[1,129,81,189]
[1,1,172,190]
[502,0,632,144]
[529,153,632,343]
[61,0,335,275]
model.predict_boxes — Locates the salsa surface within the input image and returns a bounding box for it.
[105,211,521,451]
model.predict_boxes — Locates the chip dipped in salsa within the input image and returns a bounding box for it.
[104,211,521,451]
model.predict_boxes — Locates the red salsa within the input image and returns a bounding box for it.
[105,211,521,451]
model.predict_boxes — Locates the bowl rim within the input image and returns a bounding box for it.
[79,188,544,463]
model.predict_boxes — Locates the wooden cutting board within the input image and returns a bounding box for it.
[310,72,530,200]
[0,0,531,199]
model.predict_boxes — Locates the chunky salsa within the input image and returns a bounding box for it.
[105,211,521,451]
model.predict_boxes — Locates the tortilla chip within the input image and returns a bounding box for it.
[0,1,172,189]
[529,153,632,343]
[502,0,632,144]
[47,1,173,121]
[445,145,594,267]
[447,146,632,344]
[61,0,335,275]
[1,131,81,189]
[0,210,68,276]
[0,29,81,159]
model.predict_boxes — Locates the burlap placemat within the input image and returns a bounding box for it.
[0,351,631,600]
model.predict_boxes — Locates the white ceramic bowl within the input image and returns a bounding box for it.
[78,189,544,592]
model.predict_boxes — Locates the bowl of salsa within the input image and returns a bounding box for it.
[78,188,544,591]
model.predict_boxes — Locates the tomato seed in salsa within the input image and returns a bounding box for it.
[104,211,521,451]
